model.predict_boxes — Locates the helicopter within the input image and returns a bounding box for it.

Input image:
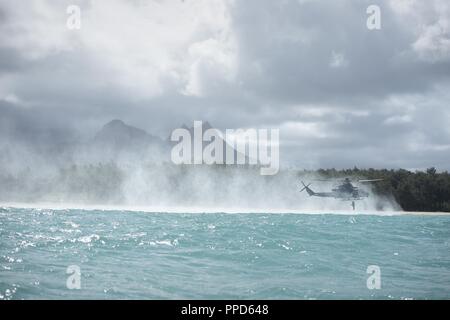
[299,177,383,210]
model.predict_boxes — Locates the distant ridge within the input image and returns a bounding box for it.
[93,119,165,150]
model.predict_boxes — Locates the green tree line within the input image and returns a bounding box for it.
[301,167,450,212]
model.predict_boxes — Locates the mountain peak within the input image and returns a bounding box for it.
[94,119,163,149]
[104,119,126,128]
[97,119,147,139]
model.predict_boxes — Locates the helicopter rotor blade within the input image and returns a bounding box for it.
[358,179,384,183]
[306,177,384,183]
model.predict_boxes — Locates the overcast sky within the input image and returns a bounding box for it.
[0,0,450,170]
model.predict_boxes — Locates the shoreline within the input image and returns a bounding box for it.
[1,202,450,216]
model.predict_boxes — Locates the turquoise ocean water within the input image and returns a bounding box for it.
[1,207,449,299]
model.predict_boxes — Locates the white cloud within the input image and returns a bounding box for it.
[183,36,237,96]
[389,0,450,62]
[0,1,74,60]
[0,0,237,98]
[383,114,412,125]
[413,18,450,62]
[1,0,450,169]
[329,51,348,68]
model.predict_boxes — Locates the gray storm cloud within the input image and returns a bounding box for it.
[0,0,449,170]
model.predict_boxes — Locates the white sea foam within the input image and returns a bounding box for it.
[78,234,100,243]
